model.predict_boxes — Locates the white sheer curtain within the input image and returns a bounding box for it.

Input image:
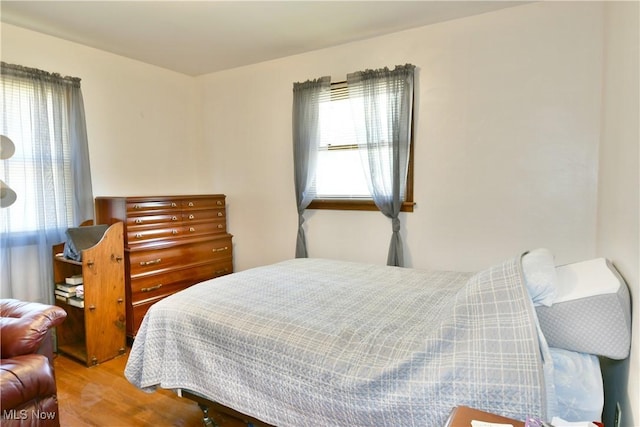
[292,76,330,258]
[347,64,415,267]
[0,62,94,303]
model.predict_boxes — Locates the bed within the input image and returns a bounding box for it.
[124,250,631,427]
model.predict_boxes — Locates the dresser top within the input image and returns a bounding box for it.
[96,194,226,201]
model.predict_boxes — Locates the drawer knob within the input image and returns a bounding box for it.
[213,246,228,252]
[172,230,179,235]
[217,212,223,217]
[217,224,223,229]
[133,204,140,209]
[141,284,163,292]
[135,218,143,224]
[140,258,162,266]
[171,202,177,207]
[188,202,194,207]
[135,233,143,239]
[216,201,223,206]
[188,214,195,220]
[189,227,195,232]
[172,216,178,221]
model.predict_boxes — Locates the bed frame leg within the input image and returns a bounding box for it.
[198,403,219,427]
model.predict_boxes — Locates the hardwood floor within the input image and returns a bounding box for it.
[54,350,247,427]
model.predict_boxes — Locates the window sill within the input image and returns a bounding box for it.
[307,199,414,212]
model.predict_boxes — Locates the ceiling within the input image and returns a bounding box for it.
[1,1,524,76]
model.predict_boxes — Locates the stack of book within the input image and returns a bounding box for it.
[55,274,85,308]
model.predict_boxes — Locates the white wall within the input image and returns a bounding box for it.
[198,1,603,273]
[597,2,639,426]
[198,3,635,422]
[1,23,203,198]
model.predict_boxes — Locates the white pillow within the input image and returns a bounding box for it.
[522,248,558,307]
[554,258,621,302]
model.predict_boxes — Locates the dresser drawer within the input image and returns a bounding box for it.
[181,197,225,210]
[129,223,228,244]
[130,298,159,337]
[128,226,182,243]
[127,213,182,227]
[130,271,195,302]
[127,199,181,213]
[129,258,233,334]
[182,220,226,236]
[182,208,225,222]
[130,260,233,302]
[129,237,233,276]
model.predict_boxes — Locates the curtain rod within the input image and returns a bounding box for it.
[1,61,81,87]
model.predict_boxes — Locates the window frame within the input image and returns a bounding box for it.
[307,81,415,213]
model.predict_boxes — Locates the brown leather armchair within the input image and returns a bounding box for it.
[1,299,67,426]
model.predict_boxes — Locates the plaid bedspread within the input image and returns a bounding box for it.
[125,257,548,426]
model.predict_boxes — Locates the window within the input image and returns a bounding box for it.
[293,65,414,264]
[1,62,93,239]
[1,81,74,233]
[308,81,415,212]
[2,62,93,303]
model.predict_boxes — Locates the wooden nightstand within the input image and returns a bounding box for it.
[444,406,525,427]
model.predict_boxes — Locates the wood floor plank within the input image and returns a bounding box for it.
[54,350,247,426]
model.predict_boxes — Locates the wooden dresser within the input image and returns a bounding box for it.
[95,194,233,339]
